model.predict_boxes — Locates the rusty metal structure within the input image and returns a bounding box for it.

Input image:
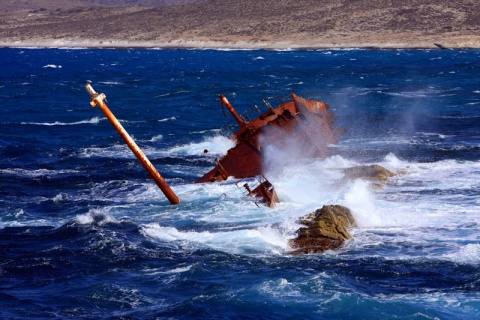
[85,84,342,208]
[237,176,279,209]
[85,84,180,205]
[196,93,343,183]
[196,93,344,207]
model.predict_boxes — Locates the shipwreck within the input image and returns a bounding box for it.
[197,94,344,182]
[85,84,344,207]
[196,93,344,207]
[85,84,401,253]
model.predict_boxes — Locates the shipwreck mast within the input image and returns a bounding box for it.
[85,83,180,205]
[219,94,246,128]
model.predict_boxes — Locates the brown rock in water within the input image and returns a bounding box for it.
[289,205,356,255]
[343,165,395,182]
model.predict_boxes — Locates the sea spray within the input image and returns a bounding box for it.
[342,179,381,227]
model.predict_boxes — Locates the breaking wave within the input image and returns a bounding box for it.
[21,117,102,126]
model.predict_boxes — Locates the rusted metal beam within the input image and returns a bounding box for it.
[85,83,180,205]
[219,94,246,127]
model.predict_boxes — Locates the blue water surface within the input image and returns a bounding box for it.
[1,48,480,319]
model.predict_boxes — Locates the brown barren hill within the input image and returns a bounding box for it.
[1,0,479,49]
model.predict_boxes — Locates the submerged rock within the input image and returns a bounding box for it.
[343,164,395,182]
[289,205,356,255]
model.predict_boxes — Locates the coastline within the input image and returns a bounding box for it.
[2,1,480,51]
[2,38,480,50]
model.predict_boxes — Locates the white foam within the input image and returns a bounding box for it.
[158,116,177,122]
[443,244,480,264]
[98,81,123,85]
[343,179,382,227]
[15,209,25,218]
[42,64,62,69]
[258,278,302,298]
[0,168,78,177]
[75,210,118,226]
[149,134,163,142]
[141,222,288,255]
[21,116,101,126]
[380,153,408,169]
[168,135,235,156]
[78,143,132,159]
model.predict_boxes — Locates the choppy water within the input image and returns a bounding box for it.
[1,48,479,319]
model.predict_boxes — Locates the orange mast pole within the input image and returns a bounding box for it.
[85,83,180,205]
[219,94,246,127]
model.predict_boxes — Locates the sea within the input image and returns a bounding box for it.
[1,47,479,319]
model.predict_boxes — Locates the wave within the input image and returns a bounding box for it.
[78,144,136,159]
[149,134,163,142]
[384,91,429,98]
[155,91,191,98]
[167,135,235,156]
[443,244,480,264]
[0,168,78,177]
[78,135,234,159]
[42,64,62,69]
[98,81,123,85]
[141,223,287,255]
[75,210,119,226]
[158,116,177,122]
[21,117,102,126]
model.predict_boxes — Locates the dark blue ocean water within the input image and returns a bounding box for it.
[1,48,480,319]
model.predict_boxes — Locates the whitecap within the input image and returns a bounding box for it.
[167,135,235,156]
[140,223,288,255]
[155,90,190,98]
[14,209,25,218]
[98,81,123,85]
[149,134,163,142]
[21,117,102,126]
[258,278,302,298]
[52,193,69,202]
[385,91,428,98]
[42,64,62,69]
[0,168,78,177]
[158,116,177,122]
[443,244,480,264]
[75,210,118,226]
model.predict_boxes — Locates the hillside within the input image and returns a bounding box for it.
[1,0,479,48]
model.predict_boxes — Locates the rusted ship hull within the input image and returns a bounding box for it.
[196,93,344,183]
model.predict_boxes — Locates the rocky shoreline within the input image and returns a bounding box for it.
[1,0,480,50]
[2,35,480,50]
[1,40,478,50]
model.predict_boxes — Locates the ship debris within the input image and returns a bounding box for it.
[236,175,279,209]
[85,83,180,205]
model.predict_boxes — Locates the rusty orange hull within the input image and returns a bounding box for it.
[196,93,344,183]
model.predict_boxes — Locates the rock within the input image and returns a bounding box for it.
[288,205,356,254]
[343,164,395,182]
